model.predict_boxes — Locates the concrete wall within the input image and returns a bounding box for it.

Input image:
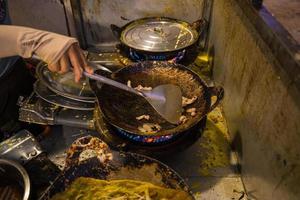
[208,0,300,199]
[264,0,300,43]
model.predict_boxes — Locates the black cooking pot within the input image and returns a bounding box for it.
[111,17,207,62]
[89,61,224,144]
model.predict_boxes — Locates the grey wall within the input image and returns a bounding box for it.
[8,0,71,35]
[208,0,300,199]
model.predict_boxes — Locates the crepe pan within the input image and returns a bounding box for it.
[39,136,195,199]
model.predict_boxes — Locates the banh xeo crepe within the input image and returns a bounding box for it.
[51,177,193,200]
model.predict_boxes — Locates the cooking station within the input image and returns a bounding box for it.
[1,0,299,199]
[14,49,246,199]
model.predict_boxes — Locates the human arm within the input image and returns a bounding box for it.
[0,25,92,82]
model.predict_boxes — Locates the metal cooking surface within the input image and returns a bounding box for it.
[0,130,43,164]
[39,137,193,199]
[34,81,95,111]
[121,19,198,52]
[24,51,246,200]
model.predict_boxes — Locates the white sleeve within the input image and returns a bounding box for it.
[0,25,78,65]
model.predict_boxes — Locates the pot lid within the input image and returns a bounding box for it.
[36,63,95,102]
[34,81,95,110]
[120,18,199,52]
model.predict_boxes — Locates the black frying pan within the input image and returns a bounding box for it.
[39,136,194,199]
[89,61,223,137]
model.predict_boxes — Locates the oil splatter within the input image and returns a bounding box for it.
[197,107,231,176]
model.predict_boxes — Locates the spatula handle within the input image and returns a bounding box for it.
[83,71,143,96]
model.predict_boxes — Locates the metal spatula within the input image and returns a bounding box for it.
[84,72,182,124]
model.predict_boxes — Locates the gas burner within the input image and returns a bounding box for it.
[114,127,175,144]
[94,108,206,155]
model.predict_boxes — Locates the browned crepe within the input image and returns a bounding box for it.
[51,177,193,200]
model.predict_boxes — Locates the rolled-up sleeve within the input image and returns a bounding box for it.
[0,25,78,65]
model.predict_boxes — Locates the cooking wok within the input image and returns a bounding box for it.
[39,136,195,199]
[89,61,223,138]
[110,17,207,63]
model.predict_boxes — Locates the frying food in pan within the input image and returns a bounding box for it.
[89,61,224,138]
[51,177,193,200]
[40,136,195,199]
[134,98,198,130]
[130,81,199,129]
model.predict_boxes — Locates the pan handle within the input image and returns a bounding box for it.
[191,18,207,33]
[64,136,113,169]
[110,24,123,38]
[192,19,208,49]
[207,86,224,112]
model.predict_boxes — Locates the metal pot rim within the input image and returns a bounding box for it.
[35,62,96,103]
[119,17,200,52]
[0,159,30,200]
[91,61,223,137]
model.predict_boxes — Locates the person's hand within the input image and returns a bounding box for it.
[0,25,93,82]
[47,43,93,82]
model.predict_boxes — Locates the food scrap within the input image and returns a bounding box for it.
[66,137,113,166]
[134,84,152,91]
[136,115,150,120]
[130,83,199,130]
[138,123,161,134]
[182,96,197,107]
[179,115,188,124]
[186,107,197,116]
[186,107,196,113]
[127,80,132,88]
